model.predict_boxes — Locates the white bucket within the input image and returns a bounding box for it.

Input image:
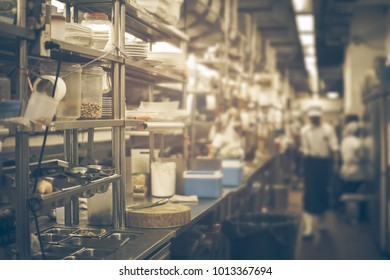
[151,161,176,197]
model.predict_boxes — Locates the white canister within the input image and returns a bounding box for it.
[151,161,176,197]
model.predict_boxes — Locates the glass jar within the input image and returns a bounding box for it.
[40,62,81,121]
[80,66,103,119]
[81,12,112,51]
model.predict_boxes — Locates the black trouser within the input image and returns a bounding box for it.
[303,156,332,215]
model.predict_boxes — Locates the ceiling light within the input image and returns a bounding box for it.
[304,55,316,66]
[299,33,315,46]
[296,14,314,33]
[327,91,339,99]
[304,45,315,56]
[292,0,312,13]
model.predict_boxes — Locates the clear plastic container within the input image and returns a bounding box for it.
[80,66,103,119]
[81,12,112,51]
[40,62,81,120]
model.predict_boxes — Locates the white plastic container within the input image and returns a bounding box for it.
[24,92,58,126]
[151,161,176,197]
[80,66,103,118]
[40,62,82,121]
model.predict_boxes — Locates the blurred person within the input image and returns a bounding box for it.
[300,105,339,239]
[340,121,365,193]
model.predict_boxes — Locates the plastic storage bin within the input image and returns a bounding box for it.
[81,12,112,51]
[222,159,243,187]
[183,170,222,198]
[40,62,81,121]
[80,66,103,119]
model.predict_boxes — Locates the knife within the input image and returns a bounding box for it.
[128,198,169,210]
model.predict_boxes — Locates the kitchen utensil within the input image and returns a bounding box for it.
[128,198,169,210]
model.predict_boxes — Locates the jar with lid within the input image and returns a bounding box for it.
[81,12,112,51]
[40,62,81,121]
[80,66,103,119]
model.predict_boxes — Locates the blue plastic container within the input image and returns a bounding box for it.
[183,170,222,198]
[0,100,21,119]
[222,159,243,187]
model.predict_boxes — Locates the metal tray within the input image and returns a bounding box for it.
[70,227,109,239]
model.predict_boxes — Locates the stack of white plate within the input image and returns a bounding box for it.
[65,23,92,47]
[125,41,149,60]
[102,97,112,118]
[149,52,186,72]
[90,30,110,50]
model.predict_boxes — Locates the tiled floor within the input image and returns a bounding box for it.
[288,188,388,260]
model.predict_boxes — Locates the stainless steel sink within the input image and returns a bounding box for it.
[60,236,127,249]
[39,233,70,244]
[74,248,115,259]
[31,245,81,260]
[43,227,77,235]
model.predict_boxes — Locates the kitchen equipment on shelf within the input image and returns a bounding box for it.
[125,40,149,61]
[40,62,82,121]
[33,75,67,101]
[51,15,66,41]
[151,161,176,197]
[65,22,92,47]
[80,66,103,119]
[102,96,112,118]
[81,12,112,51]
[87,184,113,226]
[23,92,58,126]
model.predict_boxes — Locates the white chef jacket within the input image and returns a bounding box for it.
[300,122,339,158]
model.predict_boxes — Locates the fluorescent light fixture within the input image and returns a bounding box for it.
[327,91,339,99]
[304,45,315,56]
[292,0,312,13]
[304,55,316,66]
[299,33,315,46]
[296,14,314,33]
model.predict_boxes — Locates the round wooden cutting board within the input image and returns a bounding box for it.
[126,203,191,228]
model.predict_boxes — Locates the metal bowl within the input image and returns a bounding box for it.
[86,165,115,176]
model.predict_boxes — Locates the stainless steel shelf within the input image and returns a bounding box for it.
[31,174,121,209]
[50,119,124,130]
[61,0,188,43]
[125,59,186,83]
[123,0,188,42]
[0,22,35,41]
[51,40,124,64]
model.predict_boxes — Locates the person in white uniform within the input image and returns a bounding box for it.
[300,105,339,239]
